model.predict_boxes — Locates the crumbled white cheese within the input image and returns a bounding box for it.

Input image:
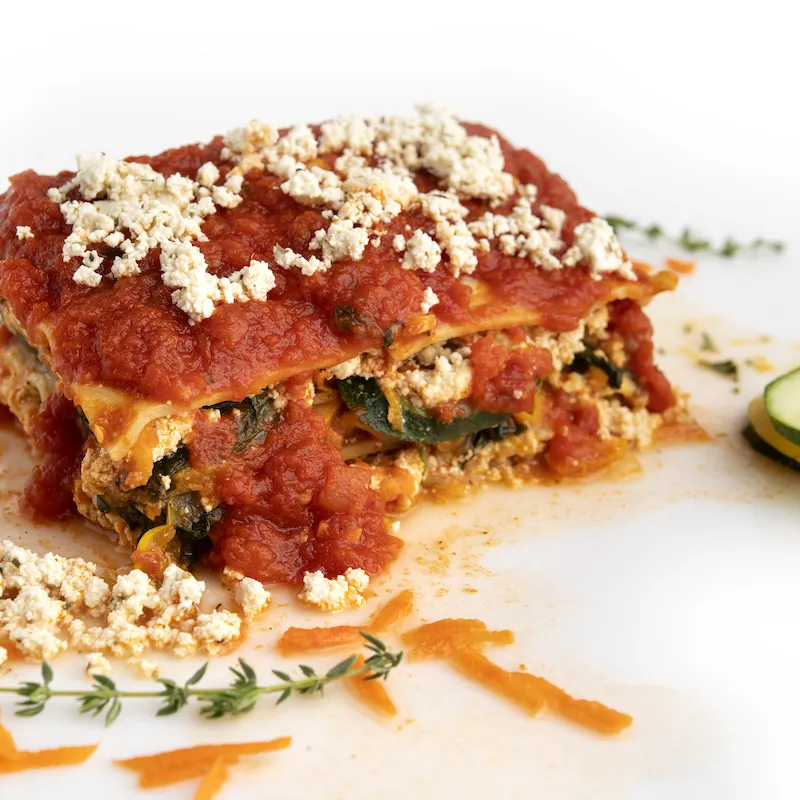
[281,166,344,207]
[197,162,220,188]
[0,645,6,667]
[0,542,247,663]
[319,115,376,155]
[15,226,34,240]
[298,568,369,612]
[86,652,112,676]
[273,244,328,277]
[48,153,273,319]
[160,242,276,323]
[310,218,369,263]
[596,397,660,449]
[327,355,363,381]
[234,577,272,620]
[392,234,406,252]
[563,218,636,281]
[193,610,242,655]
[420,287,440,314]
[386,347,473,408]
[403,231,441,273]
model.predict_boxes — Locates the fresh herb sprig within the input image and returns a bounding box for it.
[605,216,786,258]
[0,633,402,727]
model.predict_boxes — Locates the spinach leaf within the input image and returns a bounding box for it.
[334,305,367,333]
[337,376,510,444]
[570,349,630,390]
[471,416,525,450]
[146,445,189,497]
[205,389,276,453]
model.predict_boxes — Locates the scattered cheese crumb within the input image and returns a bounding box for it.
[563,218,636,281]
[86,652,112,676]
[15,226,34,240]
[234,578,272,621]
[403,231,441,273]
[298,568,369,612]
[0,542,245,663]
[0,645,6,667]
[420,287,440,313]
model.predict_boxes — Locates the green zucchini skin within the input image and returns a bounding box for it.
[337,377,511,444]
[742,422,800,472]
[764,367,800,446]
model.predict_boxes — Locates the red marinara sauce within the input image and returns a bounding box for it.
[608,299,675,413]
[0,124,662,406]
[19,393,86,520]
[190,384,400,583]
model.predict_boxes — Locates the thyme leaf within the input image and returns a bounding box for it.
[605,216,786,258]
[0,637,403,726]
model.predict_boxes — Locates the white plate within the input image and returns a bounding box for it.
[2,4,799,797]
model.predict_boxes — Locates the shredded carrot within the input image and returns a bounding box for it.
[345,655,397,717]
[508,672,633,734]
[137,758,239,790]
[449,650,543,716]
[0,745,98,773]
[665,257,696,274]
[449,651,631,734]
[369,589,414,632]
[631,260,653,275]
[277,625,364,655]
[0,713,19,760]
[115,738,291,778]
[193,758,229,800]
[402,618,514,659]
[277,590,415,654]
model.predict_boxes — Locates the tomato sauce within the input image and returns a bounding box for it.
[193,393,401,582]
[19,392,86,520]
[470,333,553,413]
[608,299,675,413]
[0,124,662,406]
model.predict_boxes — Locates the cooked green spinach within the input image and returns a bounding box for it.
[337,376,509,444]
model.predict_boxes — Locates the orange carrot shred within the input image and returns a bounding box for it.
[137,757,239,790]
[368,590,414,633]
[0,713,19,760]
[277,625,363,655]
[631,260,653,275]
[665,257,696,274]
[0,745,98,773]
[402,618,514,659]
[115,738,291,776]
[193,758,229,800]
[508,672,633,734]
[277,591,414,655]
[449,650,543,716]
[449,651,632,734]
[345,655,397,717]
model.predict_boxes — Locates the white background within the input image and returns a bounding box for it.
[1,1,800,798]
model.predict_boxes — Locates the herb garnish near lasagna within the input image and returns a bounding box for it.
[0,105,693,586]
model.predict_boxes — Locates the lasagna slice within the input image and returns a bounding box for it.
[0,107,693,585]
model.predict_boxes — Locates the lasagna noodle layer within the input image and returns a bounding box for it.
[70,272,675,463]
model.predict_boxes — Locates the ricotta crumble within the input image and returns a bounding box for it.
[48,106,635,324]
[298,568,370,612]
[0,542,270,663]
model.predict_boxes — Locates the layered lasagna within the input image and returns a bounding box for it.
[0,106,691,585]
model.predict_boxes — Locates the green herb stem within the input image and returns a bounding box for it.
[605,216,786,259]
[0,633,402,726]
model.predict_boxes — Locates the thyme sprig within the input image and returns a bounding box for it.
[605,216,786,258]
[0,633,402,727]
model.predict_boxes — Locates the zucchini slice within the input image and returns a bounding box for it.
[745,395,800,470]
[764,367,800,445]
[337,377,511,444]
